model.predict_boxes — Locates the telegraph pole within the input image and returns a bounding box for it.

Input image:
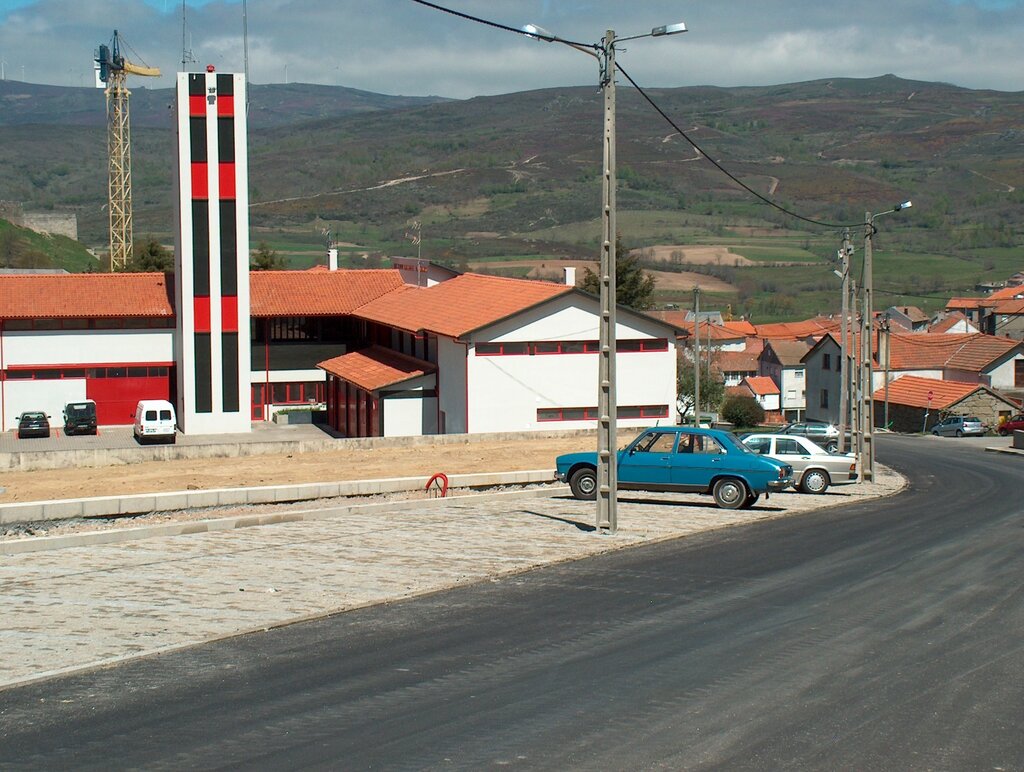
[595,30,617,533]
[693,286,701,427]
[837,231,851,453]
[861,211,876,482]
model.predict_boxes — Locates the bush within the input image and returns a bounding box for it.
[720,394,765,429]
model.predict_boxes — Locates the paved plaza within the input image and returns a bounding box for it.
[0,469,904,689]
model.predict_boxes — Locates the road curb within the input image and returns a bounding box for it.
[0,469,555,526]
[0,483,567,555]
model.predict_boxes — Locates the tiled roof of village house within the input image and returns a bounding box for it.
[250,269,406,317]
[353,273,574,338]
[722,320,757,336]
[717,350,761,373]
[751,317,841,340]
[945,296,996,310]
[928,311,973,334]
[986,284,1024,301]
[678,320,748,342]
[0,273,175,318]
[871,375,987,410]
[887,332,1020,371]
[890,305,930,323]
[742,376,780,395]
[317,345,436,392]
[993,299,1024,315]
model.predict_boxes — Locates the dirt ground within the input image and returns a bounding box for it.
[0,433,633,504]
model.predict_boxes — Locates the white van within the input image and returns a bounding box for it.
[133,399,177,444]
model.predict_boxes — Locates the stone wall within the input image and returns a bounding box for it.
[0,202,78,240]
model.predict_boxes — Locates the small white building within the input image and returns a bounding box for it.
[758,339,810,421]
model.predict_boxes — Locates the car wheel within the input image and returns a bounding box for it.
[825,440,839,453]
[569,467,597,501]
[998,428,1008,436]
[740,492,760,509]
[955,430,963,438]
[800,469,830,494]
[712,477,748,510]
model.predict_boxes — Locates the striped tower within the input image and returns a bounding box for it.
[174,70,251,434]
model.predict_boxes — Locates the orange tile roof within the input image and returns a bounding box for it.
[717,350,760,372]
[318,345,436,392]
[250,269,405,317]
[945,297,995,310]
[986,285,1024,301]
[993,299,1024,315]
[722,320,757,336]
[753,316,841,340]
[742,376,780,395]
[872,375,983,410]
[0,273,174,319]
[353,273,573,338]
[928,311,972,333]
[887,332,1020,371]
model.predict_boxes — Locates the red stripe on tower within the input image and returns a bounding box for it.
[191,163,208,199]
[189,94,206,117]
[193,296,211,334]
[217,93,234,117]
[221,296,238,332]
[218,163,235,200]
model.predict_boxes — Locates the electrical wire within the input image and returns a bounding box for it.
[408,0,598,51]
[615,62,867,230]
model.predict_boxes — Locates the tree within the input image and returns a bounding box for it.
[125,239,174,273]
[720,394,765,429]
[676,348,725,421]
[580,233,656,311]
[250,241,286,271]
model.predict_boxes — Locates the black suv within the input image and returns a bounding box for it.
[63,400,98,436]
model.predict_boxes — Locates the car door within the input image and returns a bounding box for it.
[671,431,727,489]
[774,436,809,480]
[618,430,677,486]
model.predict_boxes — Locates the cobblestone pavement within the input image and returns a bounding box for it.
[0,469,904,688]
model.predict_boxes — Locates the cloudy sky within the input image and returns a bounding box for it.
[1,0,1022,97]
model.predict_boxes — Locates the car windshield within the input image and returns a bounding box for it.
[66,404,91,418]
[22,412,45,420]
[964,417,980,423]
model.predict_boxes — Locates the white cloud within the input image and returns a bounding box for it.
[0,0,1021,94]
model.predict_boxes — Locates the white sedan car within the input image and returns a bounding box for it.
[741,433,858,494]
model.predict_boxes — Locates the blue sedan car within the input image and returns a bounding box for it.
[556,426,793,510]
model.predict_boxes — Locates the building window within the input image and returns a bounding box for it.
[477,339,662,356]
[822,353,831,370]
[537,404,668,422]
[794,369,804,379]
[820,389,829,409]
[270,381,325,404]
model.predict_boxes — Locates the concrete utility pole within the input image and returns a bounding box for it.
[693,286,701,428]
[861,211,875,482]
[837,231,851,453]
[882,318,892,431]
[596,29,618,533]
[523,20,687,535]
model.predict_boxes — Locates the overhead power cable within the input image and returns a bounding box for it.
[409,0,597,51]
[615,62,866,230]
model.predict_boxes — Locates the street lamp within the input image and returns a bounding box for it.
[525,21,687,534]
[861,200,911,482]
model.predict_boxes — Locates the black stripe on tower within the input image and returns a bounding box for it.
[222,332,239,413]
[217,118,235,163]
[195,333,213,413]
[191,201,210,296]
[216,73,234,95]
[188,73,205,95]
[190,118,207,163]
[219,201,237,296]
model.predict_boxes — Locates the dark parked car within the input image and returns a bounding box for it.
[779,420,844,453]
[997,414,1024,436]
[931,415,986,437]
[555,426,793,510]
[17,411,51,439]
[63,399,98,436]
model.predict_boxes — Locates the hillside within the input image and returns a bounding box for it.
[1,75,1021,320]
[0,218,98,272]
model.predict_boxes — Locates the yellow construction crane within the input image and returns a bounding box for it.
[94,30,160,271]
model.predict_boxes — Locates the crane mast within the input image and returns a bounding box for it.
[95,30,160,271]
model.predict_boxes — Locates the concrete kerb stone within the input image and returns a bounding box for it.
[0,485,566,555]
[0,470,557,526]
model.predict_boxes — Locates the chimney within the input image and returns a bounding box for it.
[563,266,576,286]
[328,247,338,271]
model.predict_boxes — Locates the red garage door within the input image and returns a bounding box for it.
[86,365,173,425]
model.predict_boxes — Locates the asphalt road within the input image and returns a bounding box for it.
[1,435,1021,770]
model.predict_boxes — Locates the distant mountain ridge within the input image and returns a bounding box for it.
[0,80,452,129]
